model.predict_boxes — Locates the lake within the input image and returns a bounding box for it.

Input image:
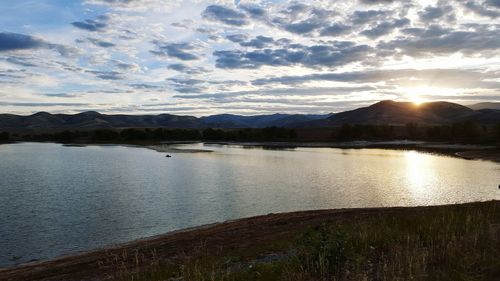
[0,142,499,267]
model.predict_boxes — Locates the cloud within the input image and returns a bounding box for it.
[320,23,352,36]
[129,83,161,89]
[43,93,81,98]
[0,32,43,51]
[0,32,78,57]
[360,18,410,39]
[86,70,124,80]
[151,41,199,60]
[0,101,90,107]
[251,69,499,90]
[239,4,267,18]
[226,34,248,43]
[271,3,338,36]
[462,0,500,18]
[112,60,140,72]
[5,56,38,67]
[168,63,208,74]
[239,36,275,48]
[202,5,249,26]
[351,10,392,25]
[418,4,454,21]
[72,15,108,32]
[168,77,207,93]
[380,24,500,56]
[87,37,115,48]
[214,41,374,69]
[359,0,395,4]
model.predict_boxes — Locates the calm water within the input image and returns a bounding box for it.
[0,142,499,267]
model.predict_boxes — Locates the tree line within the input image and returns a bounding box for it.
[332,121,500,143]
[13,127,297,143]
[2,121,500,144]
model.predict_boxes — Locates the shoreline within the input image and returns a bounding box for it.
[204,141,500,163]
[6,140,500,163]
[1,200,498,281]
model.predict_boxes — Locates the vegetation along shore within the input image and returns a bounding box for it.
[1,200,499,281]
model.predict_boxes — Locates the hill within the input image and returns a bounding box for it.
[319,100,500,126]
[199,113,331,128]
[468,102,500,110]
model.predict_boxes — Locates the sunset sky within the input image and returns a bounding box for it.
[0,0,499,116]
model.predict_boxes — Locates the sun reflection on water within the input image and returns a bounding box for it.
[404,150,438,203]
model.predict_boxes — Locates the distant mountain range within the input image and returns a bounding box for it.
[0,111,332,130]
[1,101,499,130]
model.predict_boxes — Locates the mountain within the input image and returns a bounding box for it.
[315,100,499,126]
[0,112,201,130]
[200,113,331,128]
[0,111,332,130]
[468,102,500,110]
[1,101,499,131]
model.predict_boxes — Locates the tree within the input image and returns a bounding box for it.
[0,131,9,142]
[406,123,419,139]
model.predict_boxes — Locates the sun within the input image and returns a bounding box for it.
[412,96,424,106]
[403,86,433,106]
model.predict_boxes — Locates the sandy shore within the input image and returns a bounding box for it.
[1,201,498,281]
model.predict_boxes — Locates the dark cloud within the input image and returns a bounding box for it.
[0,32,78,57]
[72,16,108,32]
[0,101,89,107]
[271,4,338,35]
[239,4,267,18]
[462,0,500,18]
[202,5,249,26]
[87,37,115,48]
[320,23,352,36]
[0,32,43,51]
[283,21,322,34]
[168,77,207,93]
[43,93,81,98]
[359,0,395,4]
[226,34,248,43]
[112,60,139,71]
[87,70,123,80]
[151,41,199,60]
[129,83,161,89]
[419,5,451,21]
[360,18,409,39]
[168,63,208,74]
[239,36,275,48]
[214,41,374,69]
[5,56,38,67]
[351,10,392,25]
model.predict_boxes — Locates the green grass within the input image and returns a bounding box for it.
[112,202,500,281]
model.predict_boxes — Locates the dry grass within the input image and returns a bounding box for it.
[112,201,499,281]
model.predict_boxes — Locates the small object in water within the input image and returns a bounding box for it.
[166,154,172,158]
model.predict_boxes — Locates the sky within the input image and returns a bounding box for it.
[0,0,499,116]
